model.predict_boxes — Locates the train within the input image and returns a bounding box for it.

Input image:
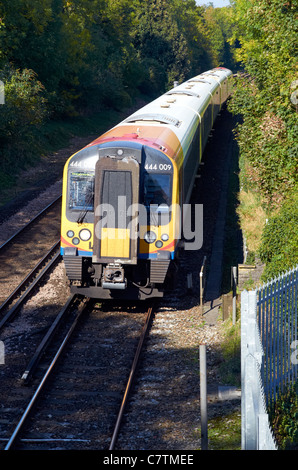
[61,67,233,300]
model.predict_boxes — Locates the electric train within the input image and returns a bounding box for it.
[60,67,233,299]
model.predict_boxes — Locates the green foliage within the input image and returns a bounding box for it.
[131,0,191,91]
[0,66,47,145]
[270,381,298,450]
[202,5,237,70]
[228,0,298,278]
[259,192,298,280]
[229,75,298,205]
[0,65,47,132]
[0,0,67,92]
[217,319,241,387]
[0,0,237,113]
[229,0,297,198]
[0,65,48,182]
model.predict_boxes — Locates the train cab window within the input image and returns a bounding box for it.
[144,173,171,207]
[68,171,94,211]
[143,173,172,226]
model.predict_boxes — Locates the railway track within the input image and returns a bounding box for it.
[0,195,156,450]
[0,195,61,252]
[0,196,62,324]
[1,298,155,450]
[0,186,211,451]
[3,294,88,450]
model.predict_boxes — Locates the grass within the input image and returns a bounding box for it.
[195,317,242,450]
[208,410,241,450]
[237,189,267,257]
[217,318,241,387]
[210,317,241,450]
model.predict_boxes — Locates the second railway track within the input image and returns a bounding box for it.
[1,298,155,450]
[0,195,158,450]
[0,196,62,313]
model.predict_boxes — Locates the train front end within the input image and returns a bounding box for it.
[61,140,178,300]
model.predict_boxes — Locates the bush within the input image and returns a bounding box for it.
[0,64,48,186]
[0,65,48,139]
[270,381,298,450]
[259,192,298,280]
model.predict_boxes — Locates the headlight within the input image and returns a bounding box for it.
[79,229,91,241]
[67,230,74,238]
[144,231,156,244]
[161,233,169,242]
[155,240,163,248]
[72,237,80,245]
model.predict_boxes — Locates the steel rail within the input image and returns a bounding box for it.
[109,304,155,450]
[0,240,60,314]
[21,293,77,384]
[0,195,62,251]
[0,241,61,331]
[4,295,90,450]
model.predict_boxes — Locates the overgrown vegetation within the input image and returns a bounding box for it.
[218,318,241,387]
[208,409,241,451]
[270,381,298,450]
[227,1,297,448]
[228,0,298,281]
[259,191,298,280]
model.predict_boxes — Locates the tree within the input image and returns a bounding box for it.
[203,5,237,70]
[132,0,190,91]
[229,0,298,205]
[229,0,298,277]
[0,0,67,92]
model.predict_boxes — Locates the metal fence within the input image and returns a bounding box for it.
[241,265,298,450]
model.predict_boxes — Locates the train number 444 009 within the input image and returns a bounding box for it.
[145,163,172,171]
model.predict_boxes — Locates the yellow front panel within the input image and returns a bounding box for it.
[101,228,130,258]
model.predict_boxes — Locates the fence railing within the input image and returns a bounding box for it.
[257,267,298,405]
[241,265,298,450]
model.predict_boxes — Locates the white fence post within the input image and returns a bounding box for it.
[200,344,208,450]
[241,266,298,450]
[0,341,4,365]
[241,289,277,450]
[0,81,4,105]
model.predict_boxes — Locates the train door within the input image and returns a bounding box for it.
[92,156,140,265]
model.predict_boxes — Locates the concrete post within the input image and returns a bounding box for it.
[200,344,208,450]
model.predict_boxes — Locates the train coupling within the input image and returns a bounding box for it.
[102,264,126,290]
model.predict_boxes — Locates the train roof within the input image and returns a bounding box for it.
[122,69,228,127]
[117,67,232,156]
[68,68,232,169]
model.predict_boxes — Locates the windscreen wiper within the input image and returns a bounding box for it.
[77,190,94,224]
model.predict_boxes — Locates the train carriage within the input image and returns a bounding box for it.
[61,67,233,299]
